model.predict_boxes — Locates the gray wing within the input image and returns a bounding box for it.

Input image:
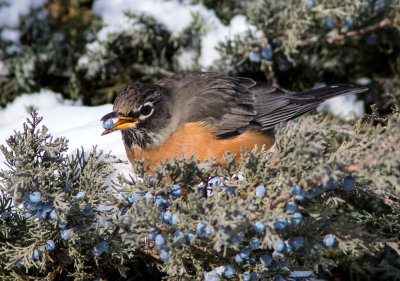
[157,72,261,138]
[157,72,367,138]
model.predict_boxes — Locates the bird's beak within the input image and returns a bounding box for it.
[100,111,138,136]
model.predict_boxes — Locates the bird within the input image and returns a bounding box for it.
[100,72,367,168]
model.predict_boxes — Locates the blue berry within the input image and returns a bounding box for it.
[314,185,325,194]
[75,192,85,201]
[98,241,109,252]
[25,201,37,211]
[315,241,325,249]
[254,221,265,233]
[274,274,285,281]
[323,234,335,247]
[231,233,243,244]
[155,234,166,246]
[324,17,335,29]
[225,186,236,195]
[343,175,355,190]
[29,191,41,203]
[292,236,304,248]
[154,195,170,211]
[25,212,33,219]
[93,246,103,256]
[286,202,298,214]
[249,237,260,249]
[37,210,47,219]
[274,239,285,252]
[49,209,57,220]
[306,191,316,199]
[261,45,273,59]
[148,228,159,240]
[327,182,339,189]
[144,192,153,200]
[223,265,236,278]
[171,215,180,225]
[196,221,207,237]
[160,248,170,261]
[243,272,251,281]
[260,254,272,267]
[58,222,67,229]
[235,215,244,220]
[33,249,41,259]
[278,59,290,71]
[16,258,25,267]
[204,272,220,281]
[367,35,377,46]
[82,203,93,216]
[305,0,314,9]
[171,184,182,198]
[284,240,293,253]
[249,272,258,280]
[345,17,354,26]
[61,229,71,240]
[292,213,303,225]
[41,203,52,213]
[235,253,244,264]
[186,230,196,242]
[162,211,173,224]
[239,247,251,259]
[205,225,214,236]
[24,193,31,203]
[274,218,289,229]
[208,177,221,186]
[102,119,114,130]
[196,221,207,232]
[249,52,261,63]
[46,240,55,251]
[127,191,142,203]
[292,184,301,195]
[173,231,185,246]
[62,181,71,191]
[292,184,306,201]
[255,185,266,197]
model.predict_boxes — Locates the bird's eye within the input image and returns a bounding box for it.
[140,104,153,116]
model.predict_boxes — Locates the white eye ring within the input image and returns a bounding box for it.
[139,102,154,120]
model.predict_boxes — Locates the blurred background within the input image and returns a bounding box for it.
[0,0,399,119]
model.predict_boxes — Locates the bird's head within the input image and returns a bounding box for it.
[100,83,173,150]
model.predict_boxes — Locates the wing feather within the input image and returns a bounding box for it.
[156,72,367,138]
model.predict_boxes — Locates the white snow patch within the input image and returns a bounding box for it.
[91,0,256,68]
[1,28,20,41]
[318,94,364,120]
[0,90,129,173]
[0,0,46,28]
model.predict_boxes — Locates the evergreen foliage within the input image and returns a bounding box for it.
[1,107,400,280]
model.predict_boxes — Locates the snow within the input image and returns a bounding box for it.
[92,0,256,68]
[318,94,364,120]
[0,90,130,174]
[0,0,46,27]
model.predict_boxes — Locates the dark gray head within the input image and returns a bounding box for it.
[100,83,174,150]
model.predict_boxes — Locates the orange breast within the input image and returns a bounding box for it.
[125,123,274,167]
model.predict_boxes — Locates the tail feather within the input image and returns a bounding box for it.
[255,84,368,131]
[290,84,368,104]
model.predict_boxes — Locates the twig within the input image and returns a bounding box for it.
[297,18,391,47]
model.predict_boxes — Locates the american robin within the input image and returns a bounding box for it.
[101,72,367,167]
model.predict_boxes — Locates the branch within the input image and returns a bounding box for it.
[297,18,391,47]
